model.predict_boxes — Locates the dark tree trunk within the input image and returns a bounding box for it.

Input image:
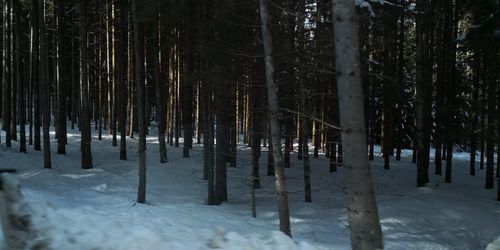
[444,0,457,184]
[182,2,194,158]
[79,0,92,169]
[382,13,394,170]
[297,0,311,202]
[485,76,495,189]
[152,9,167,164]
[14,0,25,153]
[116,0,128,161]
[204,72,215,204]
[40,0,51,169]
[3,0,12,148]
[132,0,147,203]
[250,60,261,189]
[469,57,479,176]
[259,0,291,236]
[415,0,431,187]
[31,0,41,151]
[56,0,67,155]
[214,91,228,204]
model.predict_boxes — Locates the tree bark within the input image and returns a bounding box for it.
[469,57,479,176]
[116,0,128,161]
[56,0,67,155]
[132,0,147,203]
[153,9,167,164]
[14,0,25,153]
[40,0,51,169]
[332,0,384,248]
[415,0,431,187]
[259,0,291,237]
[80,0,92,169]
[2,0,12,148]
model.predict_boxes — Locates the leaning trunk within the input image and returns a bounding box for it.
[258,0,291,237]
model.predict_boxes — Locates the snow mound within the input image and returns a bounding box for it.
[487,237,500,250]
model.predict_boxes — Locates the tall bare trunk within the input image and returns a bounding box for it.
[331,0,383,248]
[152,10,167,164]
[132,0,147,203]
[40,0,51,169]
[415,0,431,187]
[56,0,67,155]
[80,0,92,169]
[116,0,128,161]
[2,0,12,148]
[258,0,291,237]
[14,0,25,153]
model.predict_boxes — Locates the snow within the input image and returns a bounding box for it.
[356,0,375,17]
[0,127,499,249]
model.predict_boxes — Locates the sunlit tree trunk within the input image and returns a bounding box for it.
[331,0,383,248]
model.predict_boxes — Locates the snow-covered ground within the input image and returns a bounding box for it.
[0,127,499,250]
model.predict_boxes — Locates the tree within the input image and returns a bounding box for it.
[415,0,431,187]
[14,0,26,153]
[56,0,68,155]
[31,0,41,151]
[152,8,167,164]
[116,0,128,161]
[331,0,384,249]
[79,0,92,169]
[258,0,291,237]
[40,0,51,169]
[132,0,147,204]
[2,0,12,148]
[296,0,311,202]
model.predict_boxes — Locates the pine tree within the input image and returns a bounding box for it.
[132,0,147,203]
[40,0,51,169]
[79,0,92,169]
[258,0,291,237]
[331,0,383,248]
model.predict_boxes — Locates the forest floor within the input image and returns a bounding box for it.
[0,127,499,249]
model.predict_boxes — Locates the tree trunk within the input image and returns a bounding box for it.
[469,57,479,176]
[297,1,311,202]
[204,75,215,204]
[153,10,167,164]
[331,0,384,248]
[56,0,67,155]
[2,0,12,148]
[259,0,291,237]
[382,13,394,170]
[415,0,431,187]
[116,0,128,161]
[132,0,147,203]
[182,2,194,158]
[79,0,92,169]
[214,93,228,204]
[250,60,261,190]
[31,0,41,151]
[40,0,51,169]
[14,0,25,153]
[485,79,495,189]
